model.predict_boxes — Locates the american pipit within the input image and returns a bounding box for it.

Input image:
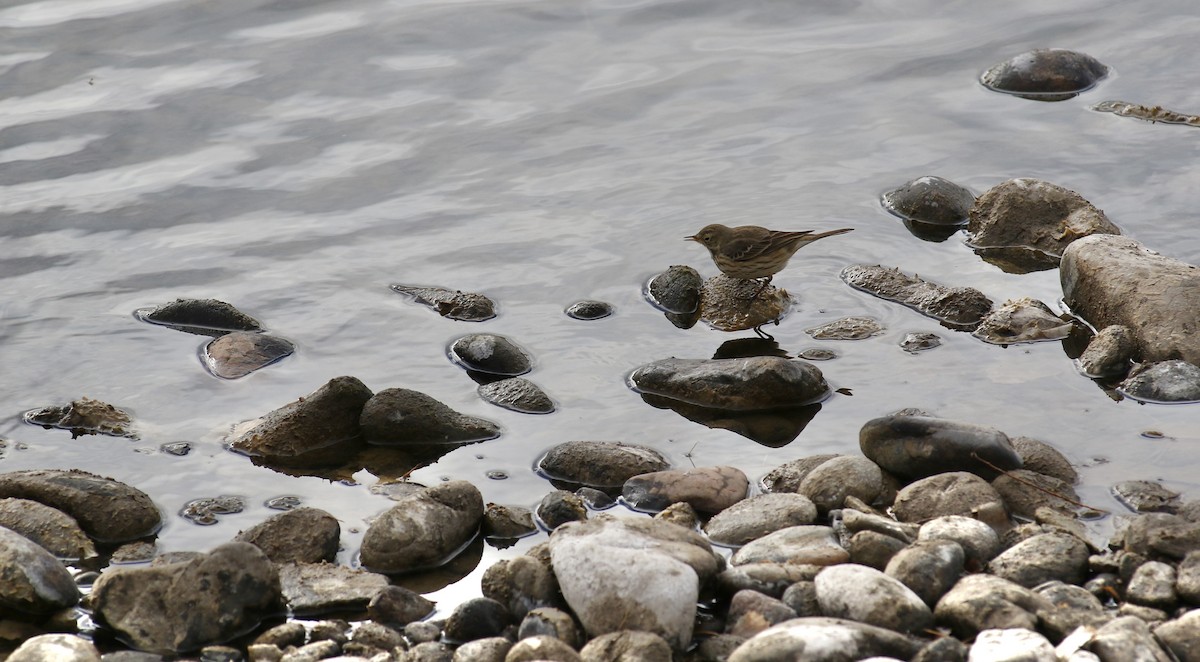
[686,224,853,295]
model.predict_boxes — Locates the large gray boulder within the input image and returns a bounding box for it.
[629,356,828,411]
[0,469,161,543]
[0,526,81,616]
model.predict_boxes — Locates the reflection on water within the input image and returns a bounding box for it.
[2,0,1200,616]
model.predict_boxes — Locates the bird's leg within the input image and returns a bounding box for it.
[753,324,775,340]
[752,276,773,298]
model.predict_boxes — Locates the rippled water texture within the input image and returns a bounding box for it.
[2,0,1199,610]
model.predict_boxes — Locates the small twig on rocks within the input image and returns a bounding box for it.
[971,453,1110,514]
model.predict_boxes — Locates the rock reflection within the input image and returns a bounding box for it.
[639,393,821,448]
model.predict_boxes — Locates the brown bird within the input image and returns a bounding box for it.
[686,224,853,295]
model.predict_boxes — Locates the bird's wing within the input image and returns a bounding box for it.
[720,227,777,260]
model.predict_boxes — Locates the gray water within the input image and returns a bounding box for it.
[2,0,1199,615]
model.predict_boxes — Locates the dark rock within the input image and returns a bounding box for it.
[622,466,749,514]
[629,357,828,411]
[972,297,1073,344]
[636,393,821,448]
[480,555,559,620]
[881,176,975,226]
[992,469,1080,519]
[884,539,965,608]
[0,497,96,560]
[988,532,1089,588]
[841,265,993,329]
[8,634,101,661]
[444,597,511,643]
[760,454,840,493]
[0,526,81,616]
[518,607,581,648]
[1078,324,1137,378]
[536,490,588,530]
[505,635,581,662]
[360,388,500,445]
[726,590,797,638]
[933,574,1053,639]
[90,542,280,653]
[980,48,1108,101]
[352,621,404,651]
[160,441,191,456]
[893,473,1006,523]
[912,636,968,662]
[565,300,614,320]
[704,493,818,547]
[227,376,372,468]
[804,315,885,340]
[575,487,615,510]
[234,507,339,564]
[900,332,942,353]
[368,585,436,628]
[390,284,497,322]
[845,530,907,570]
[198,645,241,661]
[1010,437,1078,484]
[698,274,790,332]
[860,415,1022,481]
[0,469,161,543]
[478,378,554,414]
[726,617,922,662]
[537,441,670,493]
[1112,480,1181,514]
[780,580,820,617]
[647,265,703,315]
[1119,360,1200,403]
[1062,234,1200,365]
[23,397,136,439]
[359,480,484,573]
[202,332,293,379]
[448,333,532,376]
[136,298,262,336]
[1124,513,1200,560]
[730,526,848,567]
[580,631,672,662]
[277,562,388,615]
[482,503,536,540]
[798,456,884,514]
[815,564,932,633]
[179,495,244,526]
[405,620,442,643]
[285,640,342,660]
[796,347,837,361]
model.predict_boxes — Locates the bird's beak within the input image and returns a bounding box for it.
[684,235,697,241]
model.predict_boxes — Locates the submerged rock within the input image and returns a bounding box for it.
[967,178,1119,272]
[537,441,670,492]
[0,526,81,616]
[881,176,975,228]
[228,376,372,468]
[899,332,942,353]
[390,284,497,321]
[1119,360,1200,403]
[980,49,1109,101]
[972,297,1074,344]
[859,415,1022,480]
[630,356,828,411]
[23,396,136,439]
[1062,234,1200,366]
[804,316,885,340]
[0,469,161,543]
[179,495,244,526]
[360,387,501,445]
[565,300,614,320]
[841,265,993,329]
[359,480,484,574]
[1112,480,1181,514]
[699,274,790,332]
[136,298,262,336]
[478,377,554,414]
[647,266,703,315]
[1092,99,1200,127]
[203,331,294,379]
[449,333,532,376]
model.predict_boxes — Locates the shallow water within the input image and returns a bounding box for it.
[2,0,1199,617]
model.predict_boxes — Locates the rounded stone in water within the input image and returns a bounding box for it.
[881,176,974,226]
[980,49,1109,101]
[565,300,614,320]
[477,377,554,414]
[449,333,532,376]
[646,265,702,314]
[180,495,246,526]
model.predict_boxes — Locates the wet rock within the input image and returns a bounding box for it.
[1062,234,1199,365]
[971,629,1055,660]
[390,284,497,322]
[23,396,136,439]
[548,516,719,648]
[860,415,1022,481]
[698,274,791,332]
[278,562,388,616]
[1155,610,1200,661]
[900,332,942,353]
[654,501,699,529]
[353,621,405,651]
[136,298,262,336]
[576,487,615,510]
[726,617,922,662]
[179,495,244,526]
[884,539,965,608]
[1126,561,1176,610]
[203,331,294,379]
[726,590,797,638]
[972,297,1073,344]
[228,376,372,468]
[234,507,339,564]
[622,466,749,514]
[8,634,101,661]
[254,621,306,648]
[536,490,588,530]
[717,563,820,600]
[980,49,1109,101]
[506,635,581,662]
[798,456,885,514]
[1011,437,1078,484]
[361,387,500,445]
[968,178,1119,272]
[797,347,837,361]
[1033,581,1109,641]
[478,378,554,414]
[815,564,933,633]
[1092,99,1200,127]
[988,532,1089,588]
[0,469,161,543]
[761,454,841,493]
[160,441,191,456]
[483,503,536,540]
[730,526,849,567]
[845,530,907,570]
[518,607,581,648]
[580,631,672,662]
[444,597,512,643]
[0,497,97,560]
[1123,513,1200,559]
[368,585,436,628]
[704,493,818,547]
[537,441,670,493]
[1112,480,1180,514]
[893,472,1006,523]
[647,265,703,315]
[1078,325,1136,378]
[804,315,885,340]
[629,356,828,411]
[1087,616,1174,661]
[449,333,532,376]
[284,640,342,660]
[453,636,512,662]
[881,176,975,226]
[992,469,1080,519]
[90,542,280,653]
[1119,360,1200,403]
[841,265,993,329]
[0,526,81,616]
[933,574,1053,639]
[480,555,560,620]
[359,480,484,573]
[565,300,614,320]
